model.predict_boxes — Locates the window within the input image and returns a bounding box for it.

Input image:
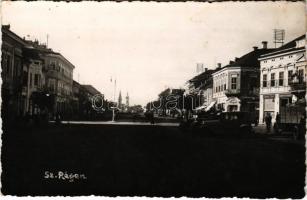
[29,73,33,87]
[271,73,275,87]
[272,59,275,61]
[279,72,284,86]
[262,74,267,87]
[224,84,226,90]
[288,70,293,84]
[49,79,55,91]
[298,69,304,83]
[34,74,40,86]
[231,77,237,89]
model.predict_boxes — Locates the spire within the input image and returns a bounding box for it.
[118,91,122,108]
[126,92,129,107]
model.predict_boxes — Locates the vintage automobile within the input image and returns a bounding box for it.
[180,112,253,136]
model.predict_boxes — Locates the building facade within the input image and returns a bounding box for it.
[259,35,306,124]
[212,42,275,116]
[2,25,28,122]
[22,47,45,115]
[186,68,216,110]
[2,25,77,122]
[43,52,74,116]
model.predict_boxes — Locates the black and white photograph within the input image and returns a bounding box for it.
[1,1,306,198]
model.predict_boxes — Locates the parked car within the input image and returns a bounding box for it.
[180,112,253,136]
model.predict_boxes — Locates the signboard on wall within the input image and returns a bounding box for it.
[264,97,274,111]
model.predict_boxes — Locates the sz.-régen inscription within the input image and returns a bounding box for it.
[44,171,87,182]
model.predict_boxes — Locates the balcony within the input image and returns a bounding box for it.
[289,79,306,98]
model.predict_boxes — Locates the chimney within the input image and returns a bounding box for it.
[3,24,10,30]
[204,68,208,72]
[229,61,235,64]
[217,63,222,68]
[262,41,268,49]
[253,46,258,51]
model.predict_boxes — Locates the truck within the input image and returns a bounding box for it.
[275,102,306,140]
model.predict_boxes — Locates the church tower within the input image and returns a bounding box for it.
[126,92,129,107]
[118,91,122,109]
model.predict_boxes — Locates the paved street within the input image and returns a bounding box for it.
[2,123,305,198]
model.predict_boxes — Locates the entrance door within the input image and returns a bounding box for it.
[228,105,238,112]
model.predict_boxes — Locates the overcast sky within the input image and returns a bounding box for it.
[2,2,305,106]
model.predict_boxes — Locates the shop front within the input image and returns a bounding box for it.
[225,97,241,112]
[262,95,275,123]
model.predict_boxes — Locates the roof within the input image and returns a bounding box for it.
[36,48,76,69]
[224,48,275,69]
[260,34,305,58]
[81,85,101,96]
[277,34,305,50]
[2,25,75,69]
[187,69,216,91]
[189,69,216,83]
[2,25,28,46]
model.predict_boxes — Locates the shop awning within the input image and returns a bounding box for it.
[205,101,216,112]
[195,105,206,111]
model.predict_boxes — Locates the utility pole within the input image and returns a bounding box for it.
[47,34,49,48]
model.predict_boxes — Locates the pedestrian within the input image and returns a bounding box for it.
[265,113,272,133]
[274,112,281,134]
[299,114,306,139]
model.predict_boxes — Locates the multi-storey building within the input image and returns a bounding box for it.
[2,25,76,121]
[25,41,75,117]
[212,42,275,116]
[259,35,306,124]
[2,25,28,121]
[22,46,45,115]
[187,67,216,110]
[42,51,74,116]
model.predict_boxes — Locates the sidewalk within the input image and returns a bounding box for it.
[253,124,273,135]
[52,120,180,127]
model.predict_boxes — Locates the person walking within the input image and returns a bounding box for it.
[265,113,272,133]
[274,112,281,134]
